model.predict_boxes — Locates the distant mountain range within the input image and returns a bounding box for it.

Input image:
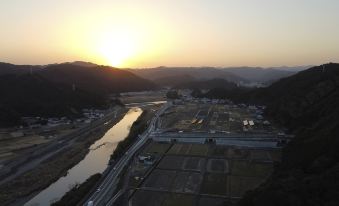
[174,78,239,90]
[223,66,310,83]
[129,66,310,87]
[0,62,157,127]
[128,67,248,86]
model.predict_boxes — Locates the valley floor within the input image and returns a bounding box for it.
[0,107,128,206]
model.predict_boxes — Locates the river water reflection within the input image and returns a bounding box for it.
[25,107,142,206]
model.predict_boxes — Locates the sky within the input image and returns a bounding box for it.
[1,0,339,68]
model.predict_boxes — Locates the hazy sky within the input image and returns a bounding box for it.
[1,0,339,67]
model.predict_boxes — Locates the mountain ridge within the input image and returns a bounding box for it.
[0,62,157,127]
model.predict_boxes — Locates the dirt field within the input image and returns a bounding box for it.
[130,190,168,206]
[188,144,209,156]
[183,157,205,172]
[0,135,50,162]
[229,175,265,197]
[171,171,202,193]
[142,169,176,190]
[157,156,185,170]
[207,159,229,173]
[142,142,172,154]
[230,160,273,177]
[128,141,281,205]
[167,144,210,156]
[162,194,196,206]
[249,150,271,161]
[119,91,166,104]
[201,173,228,196]
[198,197,230,206]
[168,144,191,155]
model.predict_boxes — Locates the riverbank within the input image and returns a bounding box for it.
[79,104,162,205]
[110,110,149,161]
[52,173,102,206]
[53,110,150,206]
[0,107,128,206]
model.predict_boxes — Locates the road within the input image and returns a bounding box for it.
[149,131,292,148]
[0,107,123,185]
[151,132,280,139]
[83,102,171,206]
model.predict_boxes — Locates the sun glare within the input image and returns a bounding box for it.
[97,29,138,67]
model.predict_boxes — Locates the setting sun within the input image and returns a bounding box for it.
[97,29,138,67]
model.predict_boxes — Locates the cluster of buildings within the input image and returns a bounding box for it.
[242,105,272,131]
[82,109,106,123]
[0,108,110,140]
[20,109,107,129]
[21,116,71,129]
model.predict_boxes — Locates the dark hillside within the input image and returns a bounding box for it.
[40,64,157,95]
[0,62,157,127]
[235,63,339,206]
[0,62,42,75]
[0,74,106,127]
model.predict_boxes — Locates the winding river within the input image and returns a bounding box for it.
[25,107,143,206]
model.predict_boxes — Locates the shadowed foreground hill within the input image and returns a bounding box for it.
[0,63,157,127]
[232,63,339,206]
[0,74,106,126]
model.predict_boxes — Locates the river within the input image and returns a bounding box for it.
[25,107,143,206]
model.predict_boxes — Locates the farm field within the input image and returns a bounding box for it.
[127,141,281,205]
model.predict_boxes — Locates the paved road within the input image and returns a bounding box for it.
[83,103,171,206]
[150,131,293,140]
[0,108,122,185]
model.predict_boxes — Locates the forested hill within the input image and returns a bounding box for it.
[38,63,157,95]
[0,62,43,75]
[0,74,106,126]
[0,63,157,127]
[234,63,339,206]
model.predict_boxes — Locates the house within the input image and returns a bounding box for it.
[138,155,155,165]
[263,120,271,126]
[243,120,249,126]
